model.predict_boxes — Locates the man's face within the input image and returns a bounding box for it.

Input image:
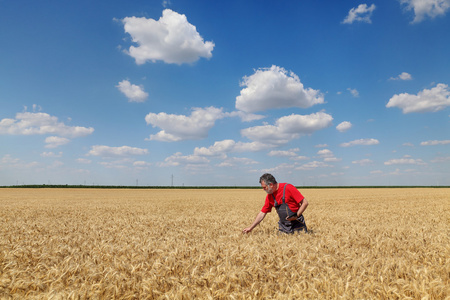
[261,182,274,194]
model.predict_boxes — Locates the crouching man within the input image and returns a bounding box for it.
[242,173,308,234]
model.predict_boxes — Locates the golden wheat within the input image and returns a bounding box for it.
[0,188,448,299]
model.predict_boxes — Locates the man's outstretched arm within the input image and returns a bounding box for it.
[242,211,266,233]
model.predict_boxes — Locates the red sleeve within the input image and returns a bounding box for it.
[261,194,273,213]
[286,184,304,212]
[287,184,304,204]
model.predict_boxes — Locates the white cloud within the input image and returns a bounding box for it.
[347,88,359,97]
[317,149,333,158]
[228,111,265,122]
[0,110,94,138]
[0,154,39,169]
[315,144,328,148]
[390,72,413,80]
[340,138,380,147]
[317,149,342,162]
[387,83,450,113]
[217,157,258,167]
[193,140,278,159]
[145,107,227,142]
[336,121,352,132]
[121,9,214,65]
[268,148,300,157]
[116,80,148,103]
[45,136,70,148]
[431,156,450,163]
[291,156,310,161]
[88,145,149,157]
[235,65,324,113]
[133,161,152,169]
[342,4,376,24]
[384,155,426,165]
[324,157,342,162]
[160,152,210,167]
[241,112,333,145]
[194,140,236,157]
[420,139,450,146]
[400,0,450,23]
[41,151,63,158]
[233,141,273,152]
[76,158,92,164]
[296,161,333,170]
[352,158,373,166]
[99,158,133,169]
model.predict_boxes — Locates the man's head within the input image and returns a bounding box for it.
[259,173,277,194]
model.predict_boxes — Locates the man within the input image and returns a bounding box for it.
[242,173,308,234]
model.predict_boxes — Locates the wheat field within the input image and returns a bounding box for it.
[0,188,448,299]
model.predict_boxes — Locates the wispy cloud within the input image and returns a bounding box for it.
[420,139,450,146]
[389,72,413,81]
[342,4,376,24]
[384,155,426,166]
[400,0,450,23]
[347,88,359,97]
[340,138,380,147]
[87,145,149,157]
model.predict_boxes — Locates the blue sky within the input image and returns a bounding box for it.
[1,0,449,186]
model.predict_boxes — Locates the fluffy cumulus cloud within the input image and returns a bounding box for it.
[116,80,148,103]
[193,140,236,157]
[342,4,376,24]
[121,9,214,65]
[235,65,324,113]
[340,138,379,147]
[88,145,148,157]
[0,110,94,138]
[336,121,352,132]
[386,83,450,113]
[145,107,227,142]
[241,112,333,145]
[400,0,450,23]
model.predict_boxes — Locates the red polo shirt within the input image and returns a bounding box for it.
[261,183,305,214]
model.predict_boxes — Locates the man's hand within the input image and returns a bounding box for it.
[242,227,252,234]
[242,212,266,234]
[286,215,298,221]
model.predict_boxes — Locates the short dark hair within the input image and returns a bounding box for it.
[259,173,277,185]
